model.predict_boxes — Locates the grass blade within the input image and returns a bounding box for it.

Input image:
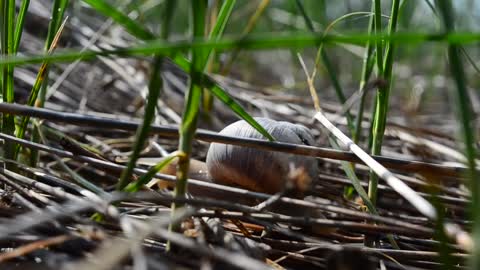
[82,0,154,40]
[209,0,236,40]
[14,17,68,160]
[124,151,182,193]
[116,56,165,190]
[171,55,275,141]
[368,0,400,206]
[116,0,176,191]
[168,0,207,243]
[1,0,17,165]
[435,1,480,269]
[28,0,69,167]
[82,0,273,141]
[4,32,480,68]
[202,0,236,113]
[13,0,30,53]
[221,0,270,74]
[354,6,376,144]
[44,0,69,49]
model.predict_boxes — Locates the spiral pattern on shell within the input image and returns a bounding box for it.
[206,118,318,194]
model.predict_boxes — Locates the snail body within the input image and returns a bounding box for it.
[206,118,318,194]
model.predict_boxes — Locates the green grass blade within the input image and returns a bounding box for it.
[372,0,384,77]
[14,18,68,160]
[116,60,165,190]
[294,1,357,133]
[337,150,399,249]
[209,84,275,141]
[171,54,274,141]
[294,0,315,32]
[201,0,236,108]
[81,0,272,141]
[354,10,375,144]
[461,46,480,75]
[13,0,30,53]
[367,0,384,206]
[205,0,237,63]
[202,0,223,114]
[294,2,397,248]
[160,0,176,41]
[116,0,176,190]
[209,0,236,40]
[366,0,400,248]
[201,0,272,138]
[435,1,479,269]
[221,0,270,74]
[1,0,17,165]
[368,0,400,206]
[382,1,400,82]
[82,0,155,40]
[295,0,380,223]
[28,0,69,168]
[45,0,69,49]
[328,138,376,214]
[178,0,207,178]
[168,0,207,243]
[4,32,480,68]
[124,151,181,193]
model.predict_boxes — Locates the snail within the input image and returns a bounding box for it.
[155,118,318,194]
[206,118,318,194]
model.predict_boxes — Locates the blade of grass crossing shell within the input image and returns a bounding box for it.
[116,0,176,191]
[435,1,480,269]
[171,54,274,141]
[168,0,207,242]
[200,0,275,141]
[205,78,275,141]
[1,0,16,167]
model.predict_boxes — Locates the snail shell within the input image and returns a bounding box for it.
[206,118,318,194]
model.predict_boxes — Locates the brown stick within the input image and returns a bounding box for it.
[0,103,469,178]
